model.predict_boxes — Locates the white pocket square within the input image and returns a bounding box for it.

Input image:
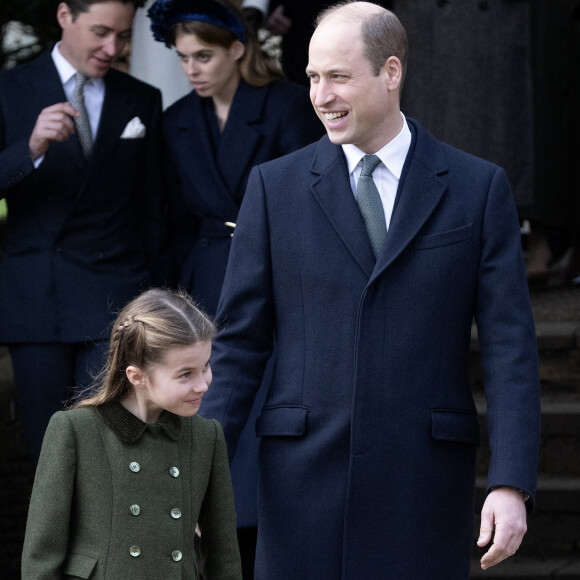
[121,117,146,139]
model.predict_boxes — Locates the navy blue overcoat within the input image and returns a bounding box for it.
[201,120,541,579]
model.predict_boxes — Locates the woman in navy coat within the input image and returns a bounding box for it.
[148,0,323,576]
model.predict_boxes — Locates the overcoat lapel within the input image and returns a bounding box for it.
[217,82,267,200]
[372,120,448,281]
[171,92,240,219]
[310,137,376,278]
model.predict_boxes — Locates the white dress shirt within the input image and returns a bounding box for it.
[342,114,412,230]
[52,42,105,140]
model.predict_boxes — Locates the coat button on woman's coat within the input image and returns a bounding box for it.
[169,466,179,477]
[170,508,182,519]
[130,504,140,516]
[129,462,140,473]
[171,550,182,561]
[130,546,141,557]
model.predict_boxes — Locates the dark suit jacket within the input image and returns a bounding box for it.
[0,51,165,343]
[165,78,323,528]
[22,404,242,579]
[200,120,541,579]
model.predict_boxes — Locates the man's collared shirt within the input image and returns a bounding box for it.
[343,113,412,230]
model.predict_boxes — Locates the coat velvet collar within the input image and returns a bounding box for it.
[97,401,183,443]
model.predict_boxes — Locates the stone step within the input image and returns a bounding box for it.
[471,322,580,353]
[475,398,580,477]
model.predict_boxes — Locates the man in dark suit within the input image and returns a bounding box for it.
[200,2,541,578]
[0,0,164,461]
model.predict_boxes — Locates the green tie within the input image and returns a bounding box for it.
[357,154,387,258]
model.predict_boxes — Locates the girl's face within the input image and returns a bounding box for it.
[133,341,212,422]
[175,32,244,102]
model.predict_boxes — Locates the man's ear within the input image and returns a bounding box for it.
[382,55,403,92]
[126,366,147,388]
[56,2,73,30]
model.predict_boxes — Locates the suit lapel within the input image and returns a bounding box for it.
[310,137,376,278]
[86,69,134,180]
[372,120,448,281]
[21,52,86,171]
[217,82,267,200]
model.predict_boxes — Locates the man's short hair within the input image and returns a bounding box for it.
[64,0,146,19]
[316,1,408,82]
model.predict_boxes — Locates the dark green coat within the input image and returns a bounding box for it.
[22,403,242,579]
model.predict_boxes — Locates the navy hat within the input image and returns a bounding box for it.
[148,0,247,47]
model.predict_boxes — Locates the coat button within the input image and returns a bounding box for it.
[130,546,141,557]
[171,550,183,562]
[170,508,182,519]
[169,466,179,478]
[130,504,141,516]
[129,462,140,472]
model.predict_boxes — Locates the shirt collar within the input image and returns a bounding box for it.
[97,400,183,443]
[342,113,412,179]
[51,42,104,90]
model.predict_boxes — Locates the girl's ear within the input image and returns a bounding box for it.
[126,366,146,388]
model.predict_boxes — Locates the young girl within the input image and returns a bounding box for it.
[21,288,242,579]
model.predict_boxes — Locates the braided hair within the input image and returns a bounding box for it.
[74,288,215,408]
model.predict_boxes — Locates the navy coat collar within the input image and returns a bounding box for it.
[309,118,449,281]
[170,81,272,215]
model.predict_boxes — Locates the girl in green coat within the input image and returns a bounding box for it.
[22,288,242,579]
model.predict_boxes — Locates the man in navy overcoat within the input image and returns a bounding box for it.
[0,0,164,460]
[200,2,541,578]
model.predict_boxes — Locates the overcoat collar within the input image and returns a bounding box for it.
[309,119,449,281]
[97,401,183,443]
[171,81,269,215]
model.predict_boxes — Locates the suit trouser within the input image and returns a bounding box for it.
[9,340,108,462]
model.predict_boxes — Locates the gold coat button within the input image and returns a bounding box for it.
[130,504,140,516]
[169,466,180,478]
[170,508,182,519]
[129,462,140,473]
[130,546,141,557]
[171,550,183,562]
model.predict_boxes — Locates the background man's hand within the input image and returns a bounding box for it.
[478,486,527,570]
[29,102,79,161]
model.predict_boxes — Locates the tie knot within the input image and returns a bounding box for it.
[360,154,381,178]
[75,73,89,91]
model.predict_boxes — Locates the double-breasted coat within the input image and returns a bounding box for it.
[164,78,323,528]
[0,51,165,344]
[162,78,323,315]
[201,120,541,579]
[22,402,242,579]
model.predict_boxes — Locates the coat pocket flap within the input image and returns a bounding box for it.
[416,223,473,249]
[63,552,98,578]
[430,410,480,445]
[255,405,309,437]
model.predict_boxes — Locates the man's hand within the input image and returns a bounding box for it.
[29,102,79,161]
[478,486,527,570]
[266,5,292,36]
